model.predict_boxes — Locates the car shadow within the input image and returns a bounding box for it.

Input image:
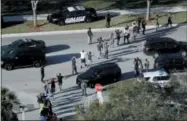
[46,44,70,53]
[46,53,80,66]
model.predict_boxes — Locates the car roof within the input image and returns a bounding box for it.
[91,63,117,70]
[143,70,169,77]
[146,37,176,44]
[66,6,85,12]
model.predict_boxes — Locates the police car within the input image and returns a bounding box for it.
[47,6,97,26]
[142,70,171,88]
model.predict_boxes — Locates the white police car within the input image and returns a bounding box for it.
[47,6,97,26]
[142,70,171,88]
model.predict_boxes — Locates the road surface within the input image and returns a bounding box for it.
[2,24,187,120]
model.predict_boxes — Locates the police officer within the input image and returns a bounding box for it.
[72,57,78,74]
[141,19,146,35]
[106,12,111,28]
[134,58,139,77]
[87,27,93,44]
[41,65,45,82]
[56,73,64,91]
[155,14,159,31]
[137,17,142,34]
[167,12,172,27]
[81,82,87,96]
[104,42,109,59]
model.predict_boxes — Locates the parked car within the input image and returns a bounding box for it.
[142,69,171,88]
[1,38,46,56]
[154,54,187,72]
[47,6,97,26]
[76,63,122,88]
[1,48,46,70]
[143,37,187,57]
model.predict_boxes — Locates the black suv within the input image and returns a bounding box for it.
[154,54,187,72]
[76,63,122,88]
[47,6,97,25]
[1,48,46,70]
[143,37,187,57]
[1,38,46,56]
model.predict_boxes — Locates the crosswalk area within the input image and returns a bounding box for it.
[51,86,83,119]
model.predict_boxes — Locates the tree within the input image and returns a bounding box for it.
[77,76,187,120]
[146,0,151,20]
[1,87,20,121]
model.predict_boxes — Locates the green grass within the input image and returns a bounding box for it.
[2,11,187,34]
[80,0,187,10]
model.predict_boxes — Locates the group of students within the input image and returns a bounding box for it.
[133,57,150,77]
[37,93,57,121]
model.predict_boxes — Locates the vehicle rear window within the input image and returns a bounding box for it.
[153,76,170,81]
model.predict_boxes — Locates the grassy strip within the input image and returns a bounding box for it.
[2,11,187,34]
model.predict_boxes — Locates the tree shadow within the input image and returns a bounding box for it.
[46,53,80,66]
[46,44,70,53]
[2,21,24,28]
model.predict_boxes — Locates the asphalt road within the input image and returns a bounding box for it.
[2,24,187,120]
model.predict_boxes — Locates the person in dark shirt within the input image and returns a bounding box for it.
[56,73,64,91]
[141,19,146,35]
[51,79,56,100]
[87,27,93,44]
[41,65,45,82]
[106,12,111,28]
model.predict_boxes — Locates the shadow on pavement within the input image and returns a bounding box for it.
[46,53,80,65]
[46,44,70,53]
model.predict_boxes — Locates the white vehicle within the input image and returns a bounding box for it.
[142,70,171,88]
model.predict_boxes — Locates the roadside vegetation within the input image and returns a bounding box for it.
[1,87,20,121]
[2,11,187,34]
[76,74,187,120]
[2,0,186,15]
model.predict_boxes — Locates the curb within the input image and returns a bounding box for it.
[2,24,177,38]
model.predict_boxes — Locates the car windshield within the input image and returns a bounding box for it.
[10,39,25,47]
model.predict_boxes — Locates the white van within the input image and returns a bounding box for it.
[143,70,171,88]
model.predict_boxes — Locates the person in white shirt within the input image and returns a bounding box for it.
[80,50,87,68]
[123,25,130,44]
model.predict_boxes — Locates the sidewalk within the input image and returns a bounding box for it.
[2,24,178,38]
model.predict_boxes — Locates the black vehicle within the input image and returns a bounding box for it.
[47,6,97,26]
[76,63,122,88]
[1,38,46,56]
[1,48,46,70]
[143,37,187,57]
[154,54,187,72]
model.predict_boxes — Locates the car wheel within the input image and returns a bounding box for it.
[153,52,159,58]
[114,73,121,82]
[4,63,13,71]
[33,61,41,67]
[85,17,92,23]
[58,21,65,26]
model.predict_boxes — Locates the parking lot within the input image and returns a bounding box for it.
[2,24,187,119]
